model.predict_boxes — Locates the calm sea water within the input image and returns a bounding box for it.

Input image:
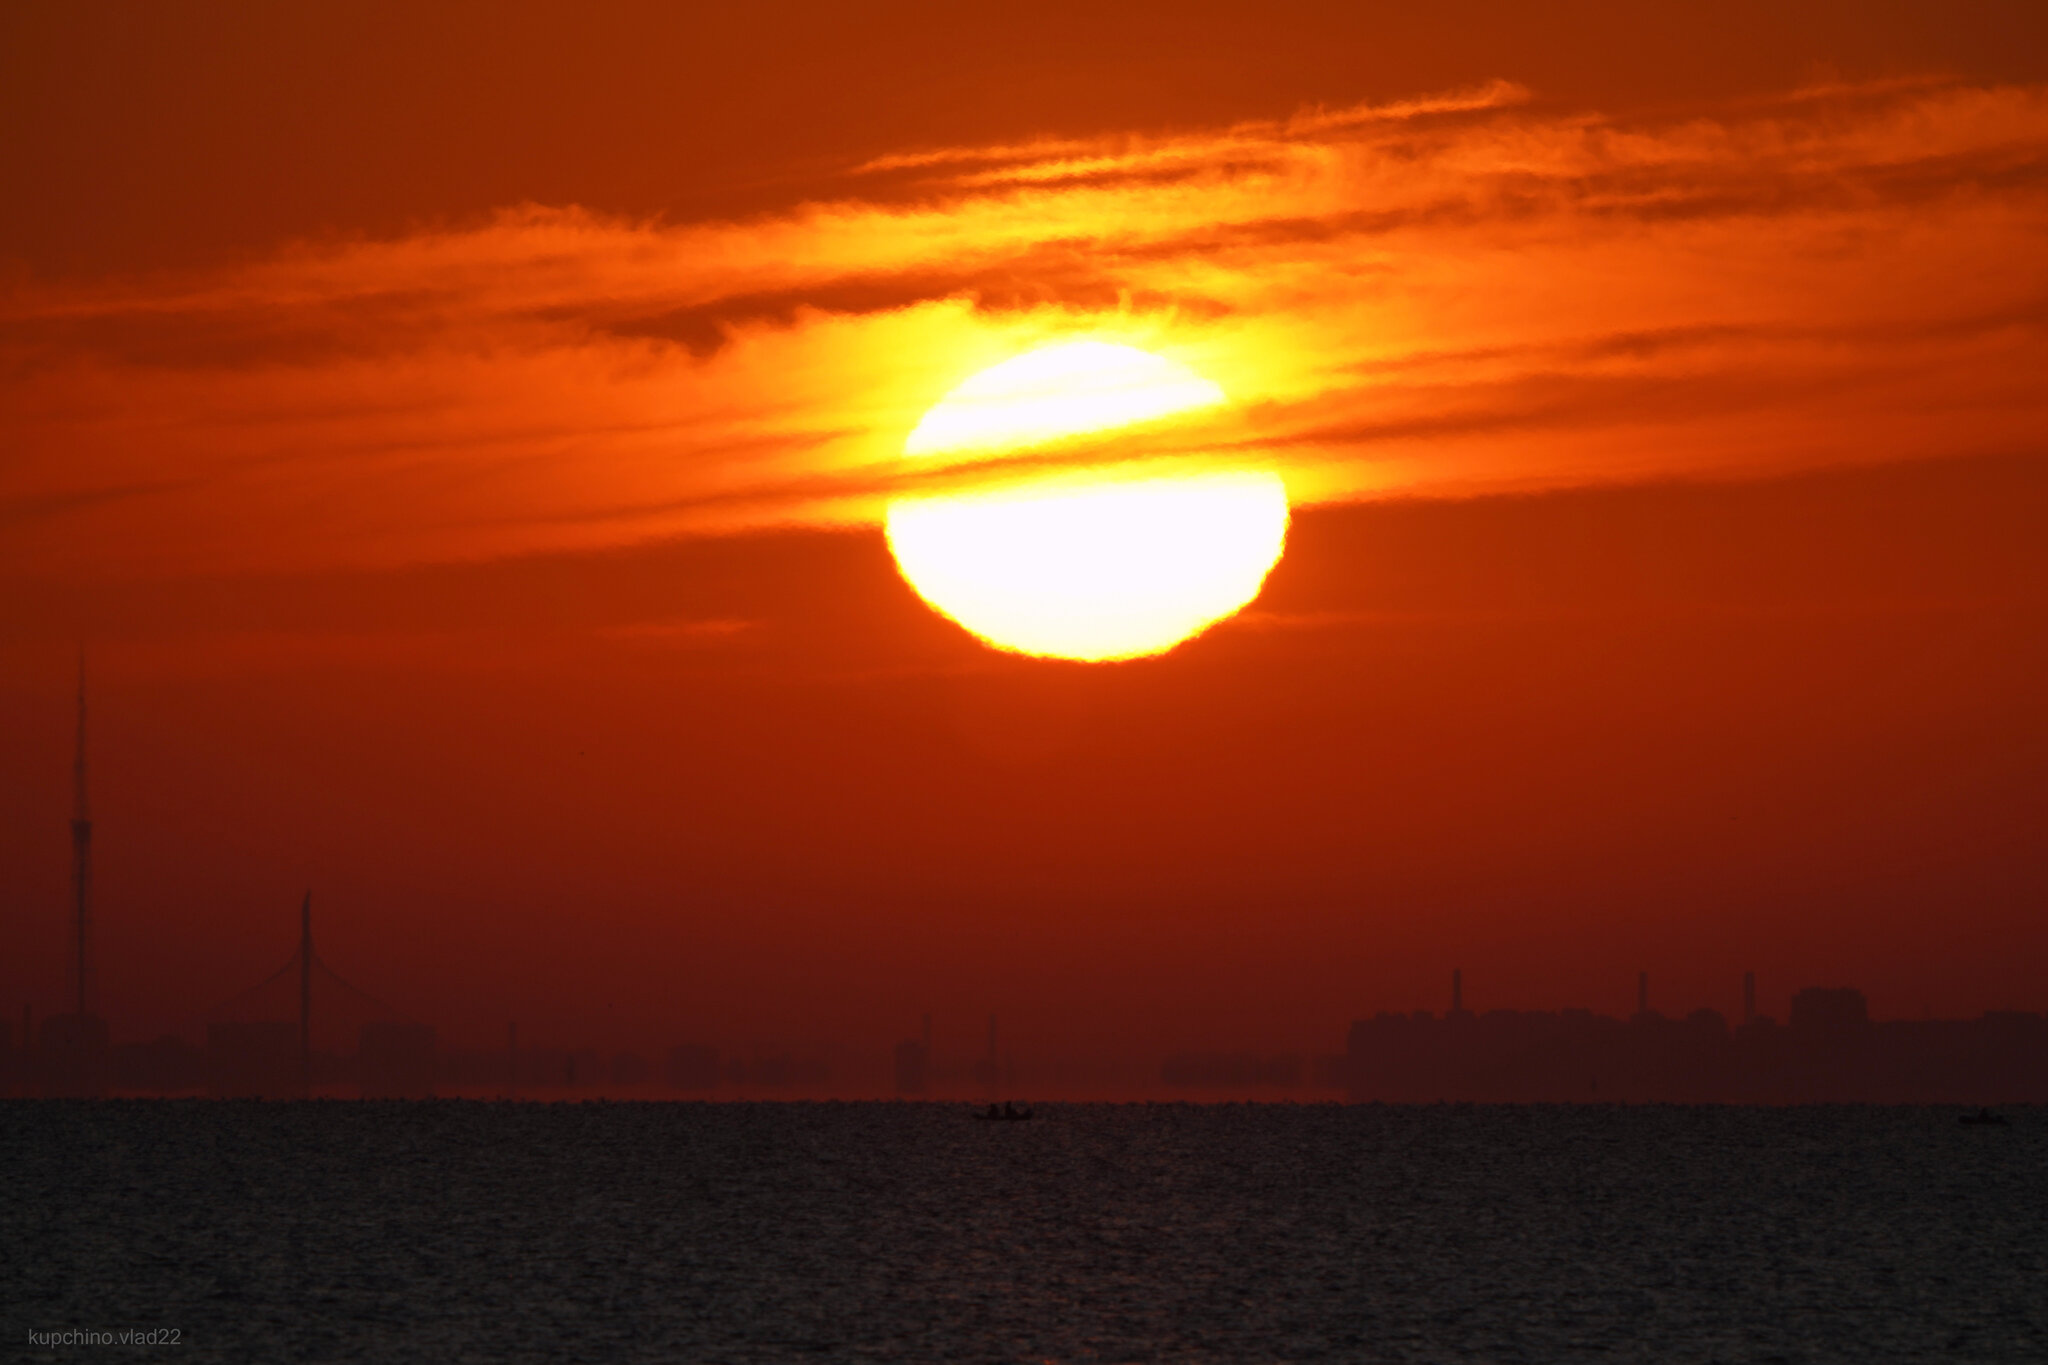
[6,1101,2043,1362]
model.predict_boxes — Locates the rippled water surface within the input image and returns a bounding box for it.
[7,1102,2044,1362]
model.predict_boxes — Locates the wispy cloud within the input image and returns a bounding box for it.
[3,77,2045,578]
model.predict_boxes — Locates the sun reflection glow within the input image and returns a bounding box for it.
[888,342,1288,661]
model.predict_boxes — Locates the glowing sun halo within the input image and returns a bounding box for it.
[886,342,1289,661]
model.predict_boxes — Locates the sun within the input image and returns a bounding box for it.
[886,341,1289,661]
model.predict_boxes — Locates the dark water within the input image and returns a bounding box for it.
[6,1102,2044,1362]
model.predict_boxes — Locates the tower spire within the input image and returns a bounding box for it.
[70,648,92,1020]
[300,891,313,1092]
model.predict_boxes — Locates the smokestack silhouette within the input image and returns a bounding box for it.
[70,650,92,1020]
[1743,971,1756,1026]
[1452,968,1463,1014]
[299,892,313,1090]
[1637,971,1649,1018]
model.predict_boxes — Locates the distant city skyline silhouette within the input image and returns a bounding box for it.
[11,943,2046,1102]
[7,648,2043,1104]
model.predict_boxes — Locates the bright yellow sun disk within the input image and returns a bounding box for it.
[888,472,1289,661]
[888,341,1288,661]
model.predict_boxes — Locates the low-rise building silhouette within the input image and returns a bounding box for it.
[665,1043,720,1090]
[1790,987,1869,1037]
[113,1034,206,1093]
[208,1020,303,1098]
[360,1021,437,1098]
[1345,975,2048,1103]
[38,1013,109,1098]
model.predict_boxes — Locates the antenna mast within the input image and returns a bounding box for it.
[300,891,314,1091]
[70,650,92,1020]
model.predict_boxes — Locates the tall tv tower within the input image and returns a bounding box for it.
[70,649,92,1020]
[300,891,313,1090]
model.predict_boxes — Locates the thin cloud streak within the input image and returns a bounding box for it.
[2,77,2045,578]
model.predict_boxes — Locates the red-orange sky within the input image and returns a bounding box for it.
[3,1,2046,1085]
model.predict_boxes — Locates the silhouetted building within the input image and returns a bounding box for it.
[8,1006,27,1096]
[665,1043,720,1090]
[610,1052,649,1086]
[1790,987,1869,1038]
[360,1021,437,1098]
[1346,978,2047,1103]
[39,1012,110,1098]
[208,1020,303,1098]
[894,1039,929,1094]
[564,1047,602,1087]
[112,1034,206,1093]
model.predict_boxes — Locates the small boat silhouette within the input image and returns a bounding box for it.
[973,1102,1034,1121]
[1959,1108,2008,1127]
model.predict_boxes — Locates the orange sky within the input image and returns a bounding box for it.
[3,2,2045,1080]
